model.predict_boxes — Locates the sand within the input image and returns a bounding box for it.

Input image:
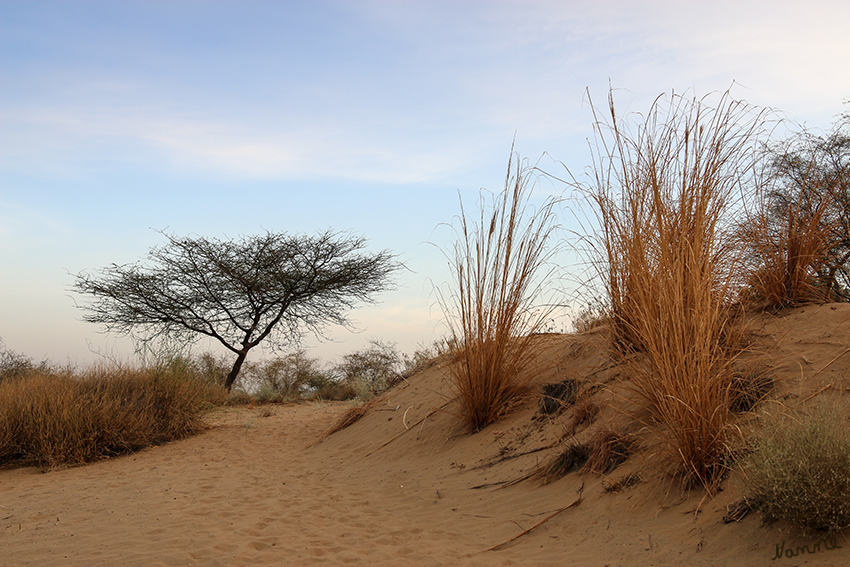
[2,304,850,566]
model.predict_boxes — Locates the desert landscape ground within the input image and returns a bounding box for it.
[2,303,849,567]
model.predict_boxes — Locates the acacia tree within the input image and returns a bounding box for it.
[75,230,399,390]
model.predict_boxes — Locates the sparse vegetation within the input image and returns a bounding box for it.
[323,398,378,437]
[239,350,329,402]
[567,394,600,432]
[438,151,560,432]
[535,441,590,484]
[581,427,633,475]
[740,403,850,534]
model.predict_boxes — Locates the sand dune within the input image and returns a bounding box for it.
[2,304,850,566]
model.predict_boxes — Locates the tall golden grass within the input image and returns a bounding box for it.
[0,360,224,468]
[439,152,559,432]
[589,90,766,489]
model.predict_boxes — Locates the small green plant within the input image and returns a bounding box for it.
[740,403,850,534]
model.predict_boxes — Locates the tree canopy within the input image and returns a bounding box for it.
[75,230,400,389]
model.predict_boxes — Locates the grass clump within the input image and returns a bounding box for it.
[438,151,560,432]
[587,89,767,489]
[740,404,850,534]
[0,359,224,468]
[581,427,633,475]
[535,441,590,484]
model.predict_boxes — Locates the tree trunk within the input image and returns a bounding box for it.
[224,350,249,391]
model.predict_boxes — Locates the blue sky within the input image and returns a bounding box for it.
[2,0,849,366]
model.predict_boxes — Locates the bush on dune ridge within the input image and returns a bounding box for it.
[738,111,850,307]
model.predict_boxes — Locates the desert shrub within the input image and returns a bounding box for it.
[438,151,560,432]
[240,350,329,401]
[586,90,766,489]
[193,351,231,387]
[401,340,446,377]
[570,299,608,333]
[334,340,403,398]
[0,340,55,381]
[738,166,842,307]
[0,360,224,468]
[740,404,850,534]
[738,112,850,305]
[309,378,358,401]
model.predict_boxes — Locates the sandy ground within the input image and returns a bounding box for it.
[2,304,850,566]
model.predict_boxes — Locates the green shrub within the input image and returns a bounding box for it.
[741,404,850,534]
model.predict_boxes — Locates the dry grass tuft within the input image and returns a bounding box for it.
[567,394,600,432]
[323,399,377,437]
[534,441,590,484]
[581,427,633,475]
[538,379,579,415]
[438,150,560,432]
[603,472,642,493]
[587,89,767,489]
[0,360,224,468]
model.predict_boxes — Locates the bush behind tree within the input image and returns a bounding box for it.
[738,110,850,306]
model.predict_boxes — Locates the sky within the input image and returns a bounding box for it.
[2,0,849,368]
